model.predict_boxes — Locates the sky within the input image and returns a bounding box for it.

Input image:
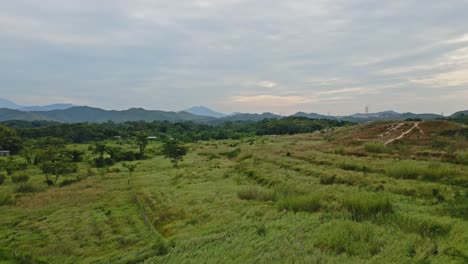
[1,0,468,115]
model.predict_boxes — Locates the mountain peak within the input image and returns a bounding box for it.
[183,106,226,118]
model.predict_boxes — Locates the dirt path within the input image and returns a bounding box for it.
[384,122,423,145]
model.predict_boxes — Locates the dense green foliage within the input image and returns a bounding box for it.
[1,117,352,143]
[0,125,22,153]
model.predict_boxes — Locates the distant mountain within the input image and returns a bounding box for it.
[349,111,400,118]
[0,98,76,111]
[21,104,76,112]
[0,106,215,123]
[0,108,50,121]
[451,110,468,117]
[0,98,22,109]
[340,112,443,123]
[219,112,283,122]
[183,106,226,118]
[293,112,335,119]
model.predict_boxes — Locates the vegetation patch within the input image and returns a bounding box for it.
[315,220,385,257]
[364,143,388,153]
[342,192,393,221]
[278,193,323,213]
[237,186,276,201]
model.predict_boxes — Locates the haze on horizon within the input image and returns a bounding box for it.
[1,0,468,116]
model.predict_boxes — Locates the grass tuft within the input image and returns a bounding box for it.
[342,192,393,221]
[237,186,276,201]
[364,143,388,153]
[278,193,322,213]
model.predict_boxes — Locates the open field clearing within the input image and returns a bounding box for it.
[0,121,467,263]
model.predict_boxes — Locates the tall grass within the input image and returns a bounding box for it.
[364,143,387,153]
[277,193,322,213]
[386,161,456,182]
[315,220,384,257]
[237,186,276,202]
[455,151,468,165]
[342,192,393,221]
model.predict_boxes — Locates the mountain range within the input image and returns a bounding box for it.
[0,98,76,111]
[0,98,463,124]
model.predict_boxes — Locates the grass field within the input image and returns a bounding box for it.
[1,121,467,263]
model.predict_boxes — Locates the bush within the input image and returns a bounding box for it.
[445,191,468,220]
[222,148,241,159]
[0,193,12,206]
[334,146,345,155]
[342,192,393,221]
[455,151,468,165]
[11,174,29,185]
[0,174,5,185]
[392,213,451,238]
[59,178,81,187]
[315,220,384,257]
[237,186,276,201]
[385,161,421,179]
[16,183,37,193]
[278,194,322,213]
[364,143,387,153]
[386,161,456,182]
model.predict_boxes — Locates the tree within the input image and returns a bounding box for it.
[40,147,78,186]
[41,160,78,186]
[135,132,149,158]
[0,156,28,176]
[161,140,188,168]
[122,162,140,176]
[0,125,22,154]
[92,142,113,168]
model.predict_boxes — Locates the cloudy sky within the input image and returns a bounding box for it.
[1,0,468,115]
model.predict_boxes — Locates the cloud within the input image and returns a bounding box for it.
[231,95,317,106]
[256,81,278,88]
[1,0,468,115]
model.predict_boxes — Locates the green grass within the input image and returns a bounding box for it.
[237,186,276,201]
[277,193,323,213]
[0,133,466,263]
[364,142,388,153]
[342,192,393,221]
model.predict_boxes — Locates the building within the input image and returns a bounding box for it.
[0,151,10,156]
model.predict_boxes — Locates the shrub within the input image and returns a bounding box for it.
[11,174,29,185]
[0,193,12,206]
[455,151,468,165]
[385,161,420,179]
[59,178,81,187]
[334,146,345,155]
[222,148,241,159]
[342,192,393,221]
[0,174,5,185]
[315,220,384,257]
[445,191,468,220]
[16,183,37,193]
[386,161,456,182]
[278,194,322,213]
[237,186,276,202]
[392,213,451,238]
[364,143,387,153]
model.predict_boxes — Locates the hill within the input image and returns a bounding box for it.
[183,106,226,118]
[0,108,50,121]
[451,110,468,117]
[21,104,76,112]
[0,107,219,123]
[218,112,282,122]
[0,98,21,109]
